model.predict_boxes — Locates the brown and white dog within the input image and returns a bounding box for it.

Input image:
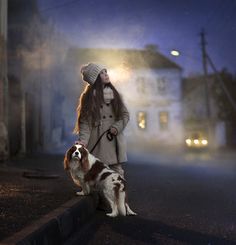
[64,143,137,217]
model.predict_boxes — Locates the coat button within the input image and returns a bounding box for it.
[106,104,110,106]
[109,115,113,118]
[103,116,106,119]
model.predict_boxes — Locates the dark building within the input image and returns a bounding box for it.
[0,0,8,161]
[8,0,43,155]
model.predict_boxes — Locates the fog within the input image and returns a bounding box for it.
[5,0,236,157]
[11,16,225,154]
[128,147,236,178]
[8,15,83,152]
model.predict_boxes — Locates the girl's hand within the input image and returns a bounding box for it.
[110,127,118,136]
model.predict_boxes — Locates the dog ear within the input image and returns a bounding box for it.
[64,146,76,170]
[80,147,89,172]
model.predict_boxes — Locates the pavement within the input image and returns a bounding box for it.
[65,149,236,244]
[0,154,99,245]
[1,147,236,244]
[2,195,98,245]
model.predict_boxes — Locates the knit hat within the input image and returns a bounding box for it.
[80,63,106,85]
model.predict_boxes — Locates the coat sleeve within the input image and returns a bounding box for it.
[78,117,91,146]
[111,104,130,134]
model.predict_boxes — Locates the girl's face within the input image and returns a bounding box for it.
[99,69,110,84]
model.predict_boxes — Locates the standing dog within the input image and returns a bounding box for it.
[64,143,137,217]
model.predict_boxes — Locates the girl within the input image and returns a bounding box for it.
[74,63,129,177]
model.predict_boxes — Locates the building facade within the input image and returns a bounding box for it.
[64,47,184,151]
[123,68,183,149]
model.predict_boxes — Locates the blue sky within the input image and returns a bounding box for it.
[37,0,236,76]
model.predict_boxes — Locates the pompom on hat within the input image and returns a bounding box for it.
[80,63,106,85]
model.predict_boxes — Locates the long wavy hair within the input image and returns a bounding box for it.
[74,75,125,134]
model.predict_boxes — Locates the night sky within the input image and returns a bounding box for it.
[37,0,236,76]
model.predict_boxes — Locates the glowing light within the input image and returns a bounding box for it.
[109,64,131,84]
[194,139,200,145]
[185,139,192,146]
[139,120,146,129]
[137,112,146,129]
[201,139,208,145]
[170,50,180,56]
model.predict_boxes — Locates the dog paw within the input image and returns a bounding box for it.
[106,212,118,218]
[125,204,137,216]
[76,190,85,196]
[126,208,137,216]
[127,211,137,216]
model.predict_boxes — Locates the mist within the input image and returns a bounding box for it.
[8,13,84,153]
[4,0,236,157]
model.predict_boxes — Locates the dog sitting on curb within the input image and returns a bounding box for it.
[64,143,137,217]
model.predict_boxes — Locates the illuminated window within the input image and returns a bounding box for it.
[137,77,146,94]
[159,111,169,130]
[137,111,146,129]
[156,77,167,94]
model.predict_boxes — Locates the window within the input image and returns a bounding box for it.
[136,77,146,94]
[156,77,167,94]
[137,111,147,129]
[159,111,169,130]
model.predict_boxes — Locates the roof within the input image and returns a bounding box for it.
[67,47,182,70]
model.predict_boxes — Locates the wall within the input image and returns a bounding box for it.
[0,0,8,160]
[119,68,183,149]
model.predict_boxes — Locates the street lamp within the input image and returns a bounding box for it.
[170,49,180,57]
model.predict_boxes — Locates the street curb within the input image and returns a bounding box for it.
[1,193,99,245]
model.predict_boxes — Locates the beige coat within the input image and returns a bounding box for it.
[78,102,129,165]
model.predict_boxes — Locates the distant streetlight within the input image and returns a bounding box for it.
[170,49,180,56]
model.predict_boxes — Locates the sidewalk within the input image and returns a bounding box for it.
[0,154,98,244]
